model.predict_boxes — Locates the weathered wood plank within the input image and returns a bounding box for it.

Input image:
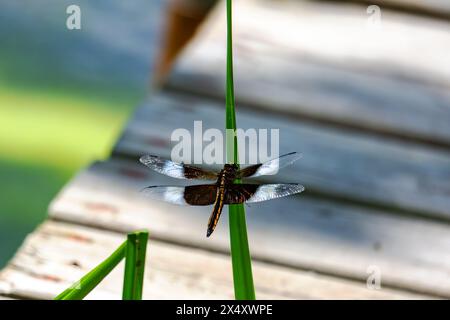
[0,221,424,299]
[350,0,450,18]
[167,0,450,146]
[47,158,450,297]
[113,93,450,220]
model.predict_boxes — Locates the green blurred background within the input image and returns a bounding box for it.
[0,0,163,267]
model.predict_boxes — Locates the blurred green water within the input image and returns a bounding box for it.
[0,86,138,268]
[0,0,163,267]
[0,160,67,266]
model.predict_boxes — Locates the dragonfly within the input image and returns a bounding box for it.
[139,152,304,237]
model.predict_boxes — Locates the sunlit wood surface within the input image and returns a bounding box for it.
[167,0,450,146]
[351,0,450,18]
[2,221,428,299]
[1,0,449,299]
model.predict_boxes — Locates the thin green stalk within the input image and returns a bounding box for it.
[122,231,149,300]
[54,240,127,300]
[225,0,256,300]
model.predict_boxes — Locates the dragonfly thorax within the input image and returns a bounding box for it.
[219,164,239,184]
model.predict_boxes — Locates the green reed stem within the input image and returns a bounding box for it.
[225,0,255,300]
[55,230,149,300]
[54,240,127,300]
[122,231,149,300]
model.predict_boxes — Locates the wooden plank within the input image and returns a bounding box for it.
[167,0,450,146]
[48,158,450,297]
[113,93,450,220]
[0,221,424,300]
[350,0,450,18]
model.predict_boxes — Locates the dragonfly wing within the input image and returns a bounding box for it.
[141,185,217,206]
[225,183,304,204]
[140,155,218,180]
[184,185,218,205]
[237,152,302,178]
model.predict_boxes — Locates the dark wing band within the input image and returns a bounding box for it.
[141,185,217,206]
[140,155,218,180]
[225,183,304,204]
[237,152,302,178]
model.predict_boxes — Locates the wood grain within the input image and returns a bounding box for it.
[47,157,450,297]
[167,0,450,146]
[113,93,450,220]
[0,221,425,299]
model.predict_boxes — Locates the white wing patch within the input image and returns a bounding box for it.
[139,155,217,180]
[247,184,305,203]
[141,186,187,205]
[253,152,302,176]
[139,155,186,179]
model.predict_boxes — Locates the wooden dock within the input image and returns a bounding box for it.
[1,0,449,299]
